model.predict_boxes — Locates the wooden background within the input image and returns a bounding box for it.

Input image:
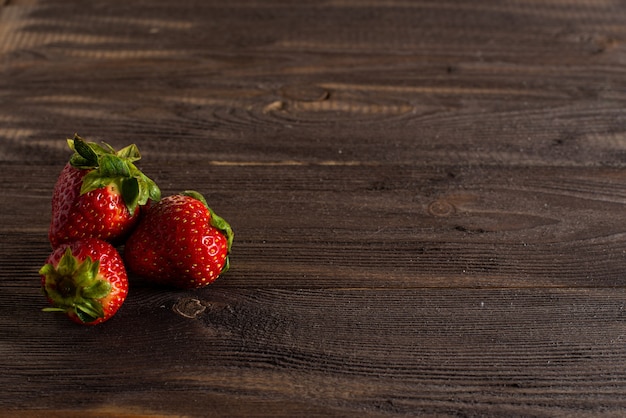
[2,0,626,416]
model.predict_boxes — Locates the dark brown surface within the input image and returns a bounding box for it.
[2,0,626,416]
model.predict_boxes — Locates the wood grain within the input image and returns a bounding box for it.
[2,0,626,416]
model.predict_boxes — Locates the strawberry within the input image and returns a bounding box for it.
[39,238,129,325]
[124,191,233,289]
[48,134,161,248]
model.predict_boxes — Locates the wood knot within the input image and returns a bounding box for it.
[428,199,455,217]
[172,298,206,319]
[263,100,285,113]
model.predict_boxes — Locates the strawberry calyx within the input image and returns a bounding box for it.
[68,134,161,215]
[39,247,112,324]
[181,190,234,273]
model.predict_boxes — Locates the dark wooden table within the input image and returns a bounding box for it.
[2,0,626,416]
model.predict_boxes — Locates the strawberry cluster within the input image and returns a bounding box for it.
[39,135,233,325]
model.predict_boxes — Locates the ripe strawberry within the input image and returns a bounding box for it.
[48,134,161,248]
[124,191,233,289]
[39,238,129,325]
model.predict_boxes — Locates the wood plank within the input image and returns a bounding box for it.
[2,287,625,415]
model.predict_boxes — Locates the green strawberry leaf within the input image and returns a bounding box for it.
[70,135,99,166]
[93,144,116,157]
[69,153,96,169]
[82,279,112,299]
[80,171,115,195]
[38,263,56,278]
[42,307,66,313]
[75,302,103,323]
[136,176,149,205]
[116,143,141,162]
[121,177,140,215]
[145,174,162,202]
[72,257,98,287]
[128,163,152,204]
[55,247,79,277]
[99,154,131,178]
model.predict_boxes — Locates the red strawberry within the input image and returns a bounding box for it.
[124,191,233,289]
[39,238,129,325]
[48,134,161,248]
